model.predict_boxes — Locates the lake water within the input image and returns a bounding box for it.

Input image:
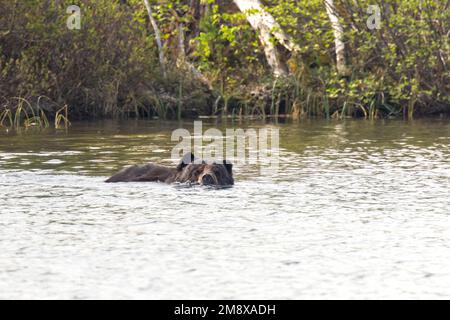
[0,118,449,299]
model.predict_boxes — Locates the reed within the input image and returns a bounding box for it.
[357,103,368,119]
[0,109,13,127]
[270,79,278,116]
[0,96,66,130]
[177,80,183,120]
[407,98,416,120]
[14,100,29,128]
[323,95,330,119]
[340,101,348,119]
[55,105,71,129]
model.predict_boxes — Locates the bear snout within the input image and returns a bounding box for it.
[200,173,217,185]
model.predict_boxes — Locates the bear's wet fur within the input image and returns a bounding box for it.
[105,153,234,186]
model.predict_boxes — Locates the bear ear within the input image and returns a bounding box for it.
[176,152,195,171]
[223,160,233,175]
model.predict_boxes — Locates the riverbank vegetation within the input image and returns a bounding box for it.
[0,0,448,124]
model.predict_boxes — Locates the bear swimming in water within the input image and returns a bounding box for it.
[105,153,234,186]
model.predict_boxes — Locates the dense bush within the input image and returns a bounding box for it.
[189,0,449,118]
[0,0,448,121]
[0,0,212,120]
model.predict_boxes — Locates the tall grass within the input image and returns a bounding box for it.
[0,97,69,130]
[224,70,437,120]
[55,105,71,129]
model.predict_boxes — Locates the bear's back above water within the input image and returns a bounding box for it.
[105,153,234,186]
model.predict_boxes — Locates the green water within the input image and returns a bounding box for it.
[0,119,449,299]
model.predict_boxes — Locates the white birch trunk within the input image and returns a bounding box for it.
[143,0,166,78]
[233,0,299,76]
[324,0,349,75]
[258,26,289,76]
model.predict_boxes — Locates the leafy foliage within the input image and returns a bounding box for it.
[0,0,448,120]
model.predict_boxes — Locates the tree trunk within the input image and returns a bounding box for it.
[259,27,289,76]
[324,0,349,76]
[143,0,166,78]
[233,0,298,76]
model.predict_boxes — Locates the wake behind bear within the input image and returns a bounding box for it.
[105,153,234,186]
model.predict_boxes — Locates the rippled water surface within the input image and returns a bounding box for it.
[1,119,449,299]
